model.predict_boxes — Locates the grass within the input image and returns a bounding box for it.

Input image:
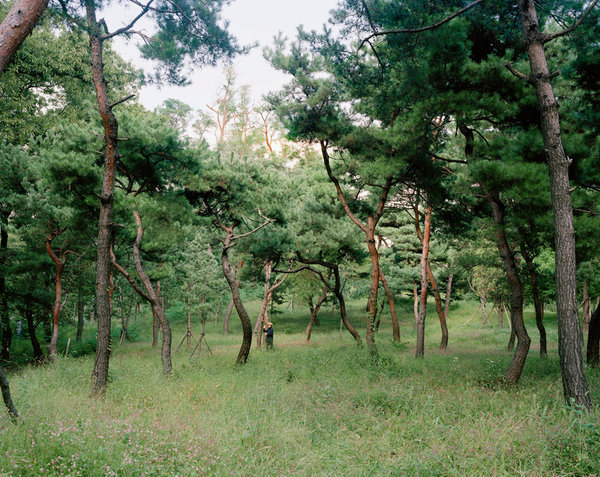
[1,297,600,475]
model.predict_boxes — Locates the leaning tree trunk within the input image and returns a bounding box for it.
[0,0,49,74]
[0,366,18,422]
[221,227,253,364]
[0,215,10,362]
[416,206,431,358]
[522,248,547,356]
[306,286,327,342]
[131,211,171,375]
[379,268,400,342]
[587,306,600,368]
[488,193,530,383]
[87,0,119,397]
[517,0,591,409]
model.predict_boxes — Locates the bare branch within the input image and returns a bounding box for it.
[358,0,486,51]
[101,0,154,41]
[109,94,136,109]
[231,210,274,241]
[504,62,532,83]
[543,0,600,43]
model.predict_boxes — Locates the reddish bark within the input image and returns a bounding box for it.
[0,0,48,73]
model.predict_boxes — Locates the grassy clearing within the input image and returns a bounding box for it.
[1,299,600,476]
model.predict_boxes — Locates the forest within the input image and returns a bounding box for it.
[1,0,600,474]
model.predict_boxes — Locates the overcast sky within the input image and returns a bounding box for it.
[107,0,341,112]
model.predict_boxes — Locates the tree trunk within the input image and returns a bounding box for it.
[488,192,530,383]
[413,280,419,329]
[496,299,503,328]
[480,293,488,327]
[306,286,327,342]
[88,0,119,397]
[76,285,84,343]
[221,227,253,364]
[365,224,379,354]
[186,286,192,351]
[582,279,591,333]
[46,231,66,363]
[444,272,453,321]
[0,0,48,74]
[0,366,18,421]
[0,215,10,362]
[131,211,171,375]
[522,248,547,356]
[25,294,44,362]
[518,0,591,409]
[586,306,600,368]
[223,297,234,335]
[379,268,400,342]
[416,206,432,358]
[255,260,273,348]
[508,328,516,351]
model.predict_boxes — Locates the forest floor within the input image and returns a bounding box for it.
[1,298,600,476]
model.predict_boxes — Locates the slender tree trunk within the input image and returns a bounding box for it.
[0,215,10,361]
[0,0,49,74]
[480,293,488,327]
[46,231,67,363]
[221,227,253,364]
[255,260,273,348]
[416,206,431,358]
[582,280,591,333]
[223,297,234,335]
[496,300,503,328]
[87,0,119,397]
[186,286,192,351]
[76,285,84,343]
[444,272,453,321]
[379,268,400,342]
[587,306,600,368]
[413,280,419,329]
[365,225,379,353]
[306,286,327,342]
[522,248,547,356]
[517,0,591,409]
[131,211,171,375]
[24,294,44,362]
[0,366,17,421]
[487,193,530,383]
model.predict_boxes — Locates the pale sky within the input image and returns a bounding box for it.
[107,0,341,112]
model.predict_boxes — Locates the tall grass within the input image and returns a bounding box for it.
[1,298,599,475]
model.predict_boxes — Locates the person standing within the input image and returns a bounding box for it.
[263,322,274,350]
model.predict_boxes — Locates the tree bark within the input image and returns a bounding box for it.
[0,0,48,74]
[0,214,10,361]
[413,280,419,329]
[587,305,600,368]
[220,226,253,364]
[444,272,453,321]
[255,260,273,348]
[87,0,119,397]
[522,248,547,356]
[517,0,591,409]
[130,211,171,375]
[480,293,488,327]
[416,205,431,358]
[46,230,67,363]
[306,286,327,342]
[415,206,448,350]
[379,268,400,342]
[487,192,530,383]
[0,366,17,422]
[24,294,44,362]
[223,297,234,335]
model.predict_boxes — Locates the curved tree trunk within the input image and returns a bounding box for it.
[0,366,18,422]
[518,0,591,409]
[365,225,380,354]
[379,268,400,342]
[221,227,252,364]
[522,248,547,356]
[444,272,453,321]
[131,211,171,375]
[87,0,119,397]
[306,286,327,342]
[0,0,49,74]
[488,193,530,383]
[46,229,67,363]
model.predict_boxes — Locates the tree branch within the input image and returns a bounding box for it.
[231,210,274,241]
[543,0,600,43]
[101,0,154,40]
[358,0,486,51]
[504,62,532,83]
